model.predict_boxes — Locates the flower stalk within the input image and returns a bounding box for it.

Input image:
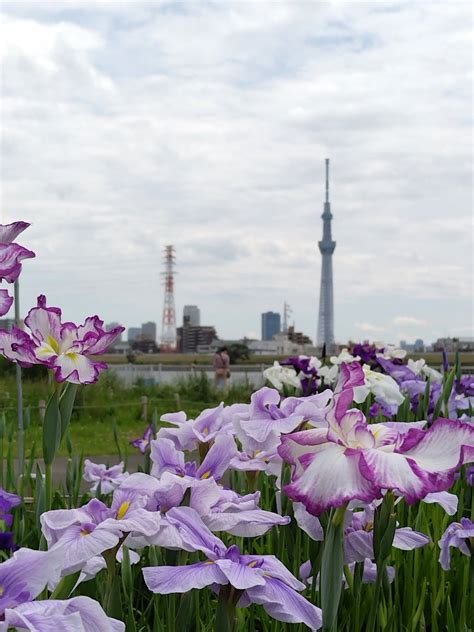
[321,505,347,632]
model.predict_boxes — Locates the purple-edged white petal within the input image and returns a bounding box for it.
[0,243,35,283]
[284,443,381,515]
[24,295,62,345]
[392,527,430,550]
[399,418,474,474]
[359,449,430,504]
[246,577,322,630]
[143,562,227,594]
[0,221,30,244]
[0,289,13,316]
[53,352,107,385]
[0,327,38,367]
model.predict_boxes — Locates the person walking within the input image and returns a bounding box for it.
[213,346,230,392]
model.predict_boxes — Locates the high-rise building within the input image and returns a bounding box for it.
[128,327,141,342]
[141,321,157,342]
[316,159,336,352]
[261,312,281,341]
[177,323,217,353]
[183,305,200,327]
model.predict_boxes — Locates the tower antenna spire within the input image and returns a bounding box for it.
[317,159,336,352]
[160,245,177,352]
[325,158,329,203]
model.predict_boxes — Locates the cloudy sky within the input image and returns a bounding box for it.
[1,1,472,345]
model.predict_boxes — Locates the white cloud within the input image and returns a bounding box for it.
[0,1,472,344]
[393,316,429,327]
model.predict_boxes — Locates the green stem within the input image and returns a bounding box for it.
[45,462,53,511]
[321,505,347,632]
[214,585,241,632]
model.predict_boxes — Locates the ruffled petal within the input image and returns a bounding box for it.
[143,561,227,594]
[284,443,381,515]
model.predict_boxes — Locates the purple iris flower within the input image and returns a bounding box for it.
[438,517,474,570]
[352,343,379,366]
[131,424,154,454]
[232,387,307,454]
[344,506,430,565]
[0,295,124,384]
[148,439,289,537]
[151,434,237,482]
[280,356,321,394]
[157,402,243,451]
[376,357,418,385]
[41,490,161,575]
[456,375,474,397]
[83,460,129,494]
[0,547,64,615]
[466,465,474,486]
[142,506,322,630]
[0,596,125,632]
[0,488,21,528]
[0,221,35,317]
[279,362,474,515]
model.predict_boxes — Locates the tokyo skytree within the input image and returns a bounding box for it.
[316,159,336,352]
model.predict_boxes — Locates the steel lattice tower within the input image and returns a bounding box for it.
[316,159,336,352]
[161,245,177,351]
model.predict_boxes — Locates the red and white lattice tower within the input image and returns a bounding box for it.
[160,245,177,351]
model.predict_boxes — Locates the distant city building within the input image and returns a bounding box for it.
[433,337,474,352]
[413,338,425,353]
[128,327,141,343]
[141,321,157,342]
[183,305,201,327]
[132,338,159,354]
[287,325,313,346]
[261,312,281,341]
[177,321,218,353]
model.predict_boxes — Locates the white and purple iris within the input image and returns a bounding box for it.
[83,460,130,495]
[0,221,35,317]
[143,506,322,630]
[438,517,474,571]
[279,362,474,515]
[0,546,124,631]
[0,295,124,384]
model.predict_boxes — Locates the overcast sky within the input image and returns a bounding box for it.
[1,1,472,345]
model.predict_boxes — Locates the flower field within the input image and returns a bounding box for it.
[0,222,473,631]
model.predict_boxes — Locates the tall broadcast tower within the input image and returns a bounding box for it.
[316,159,336,353]
[161,245,177,351]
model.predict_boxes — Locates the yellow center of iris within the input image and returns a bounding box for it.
[117,501,130,520]
[0,585,4,596]
[47,335,60,354]
[248,561,258,568]
[202,427,209,436]
[200,470,211,480]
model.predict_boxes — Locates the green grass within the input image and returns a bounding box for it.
[1,371,255,457]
